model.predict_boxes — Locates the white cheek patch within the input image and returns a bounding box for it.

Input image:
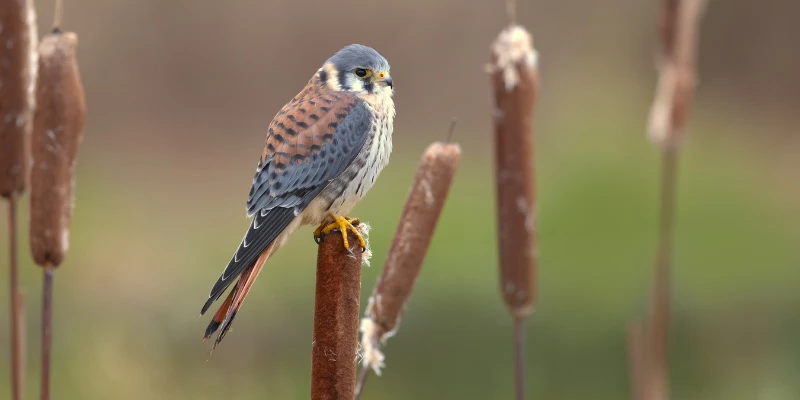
[349,78,364,92]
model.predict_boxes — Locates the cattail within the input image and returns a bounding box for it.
[488,23,539,400]
[489,25,538,318]
[358,139,461,386]
[29,28,86,400]
[639,1,707,400]
[29,30,86,268]
[1,2,37,400]
[310,223,371,400]
[0,0,38,197]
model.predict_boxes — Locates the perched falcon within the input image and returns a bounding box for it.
[200,44,395,347]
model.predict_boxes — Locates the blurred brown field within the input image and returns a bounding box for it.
[1,0,799,399]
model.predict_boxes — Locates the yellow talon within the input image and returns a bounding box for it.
[313,224,325,240]
[312,215,351,241]
[314,213,365,250]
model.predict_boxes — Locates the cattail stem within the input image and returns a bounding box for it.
[311,226,367,400]
[52,0,63,30]
[505,0,516,26]
[40,265,55,400]
[648,148,678,400]
[513,316,526,400]
[627,321,649,400]
[353,366,370,400]
[8,193,24,400]
[16,292,27,400]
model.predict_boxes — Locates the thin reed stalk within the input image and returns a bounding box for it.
[488,22,539,400]
[512,316,527,399]
[627,321,649,400]
[16,291,27,397]
[353,366,369,400]
[7,194,25,400]
[311,224,370,400]
[29,28,86,400]
[648,148,678,400]
[635,1,707,399]
[355,130,461,399]
[40,266,54,400]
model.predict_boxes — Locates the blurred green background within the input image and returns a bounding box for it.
[2,0,800,399]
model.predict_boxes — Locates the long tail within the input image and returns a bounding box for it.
[203,245,273,349]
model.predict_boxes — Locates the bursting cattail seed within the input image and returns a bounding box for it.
[29,30,86,267]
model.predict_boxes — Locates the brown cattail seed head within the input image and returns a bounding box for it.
[489,25,539,318]
[0,0,38,197]
[29,31,86,267]
[647,0,707,148]
[360,141,461,374]
[311,225,369,400]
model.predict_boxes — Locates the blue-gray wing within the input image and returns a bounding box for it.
[201,89,372,314]
[246,95,371,216]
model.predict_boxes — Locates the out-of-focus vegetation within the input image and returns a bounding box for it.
[1,0,799,399]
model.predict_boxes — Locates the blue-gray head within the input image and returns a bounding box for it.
[318,44,392,95]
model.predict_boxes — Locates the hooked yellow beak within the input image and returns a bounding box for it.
[375,71,392,88]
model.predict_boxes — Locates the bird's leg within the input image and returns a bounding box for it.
[313,213,365,250]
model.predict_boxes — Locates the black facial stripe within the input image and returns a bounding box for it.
[319,70,328,83]
[363,82,374,93]
[338,69,350,91]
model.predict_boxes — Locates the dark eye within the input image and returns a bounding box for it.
[354,68,368,78]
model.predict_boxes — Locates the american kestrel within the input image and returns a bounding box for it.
[200,44,395,347]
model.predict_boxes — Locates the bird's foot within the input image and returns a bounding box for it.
[313,213,365,250]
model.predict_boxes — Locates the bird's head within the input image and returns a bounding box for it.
[318,44,393,97]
